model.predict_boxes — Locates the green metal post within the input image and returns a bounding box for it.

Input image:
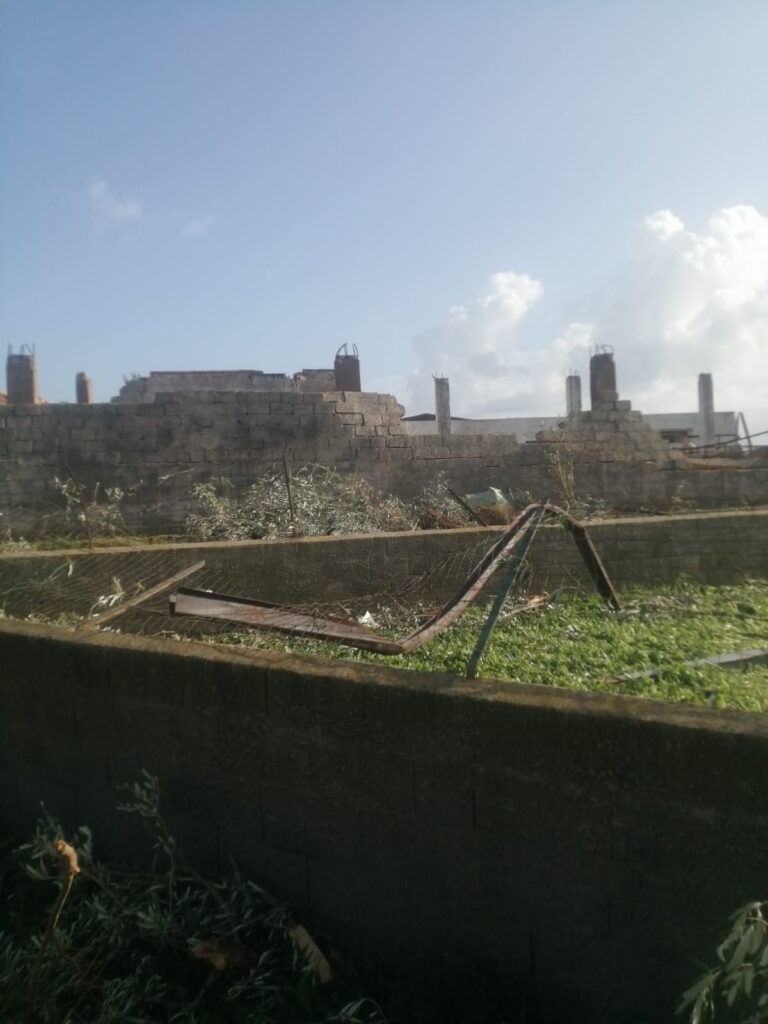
[465,500,548,679]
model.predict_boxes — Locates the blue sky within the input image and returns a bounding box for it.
[1,1,767,430]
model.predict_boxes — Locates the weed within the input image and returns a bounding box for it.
[45,473,135,547]
[678,899,768,1022]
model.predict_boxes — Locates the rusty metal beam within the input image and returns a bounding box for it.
[561,519,621,610]
[171,589,404,653]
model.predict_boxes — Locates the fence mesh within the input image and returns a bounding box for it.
[0,525,568,649]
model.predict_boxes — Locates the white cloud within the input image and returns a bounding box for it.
[581,204,768,429]
[644,209,684,241]
[183,215,216,238]
[408,271,546,415]
[406,205,768,433]
[89,180,142,224]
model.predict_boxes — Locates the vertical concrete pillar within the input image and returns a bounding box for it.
[566,373,582,416]
[334,343,361,391]
[76,372,93,404]
[698,372,715,448]
[6,347,37,404]
[434,375,451,436]
[590,348,617,408]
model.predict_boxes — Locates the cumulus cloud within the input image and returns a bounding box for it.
[183,215,215,238]
[407,205,768,433]
[89,180,142,224]
[408,271,546,415]
[644,209,684,241]
[583,204,768,428]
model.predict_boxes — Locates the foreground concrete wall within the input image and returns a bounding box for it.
[1,392,767,534]
[2,620,768,1023]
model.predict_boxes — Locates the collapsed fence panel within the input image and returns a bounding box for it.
[170,504,621,655]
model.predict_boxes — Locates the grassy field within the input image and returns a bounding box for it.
[211,579,768,713]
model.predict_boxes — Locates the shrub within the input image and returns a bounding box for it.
[185,467,470,541]
[0,773,385,1024]
[679,900,768,1023]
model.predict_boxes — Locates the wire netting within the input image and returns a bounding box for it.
[2,464,598,651]
[0,524,572,647]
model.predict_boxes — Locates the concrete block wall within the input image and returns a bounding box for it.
[0,391,413,533]
[295,368,336,391]
[115,368,338,402]
[1,393,767,536]
[114,371,296,402]
[2,619,768,1023]
[536,403,674,460]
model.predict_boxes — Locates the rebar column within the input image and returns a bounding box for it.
[75,372,93,404]
[589,350,617,408]
[334,344,361,391]
[6,347,37,404]
[566,373,582,416]
[434,375,451,436]
[698,372,716,447]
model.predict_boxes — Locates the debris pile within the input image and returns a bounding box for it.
[185,466,471,541]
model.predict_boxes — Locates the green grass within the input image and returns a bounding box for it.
[212,579,768,713]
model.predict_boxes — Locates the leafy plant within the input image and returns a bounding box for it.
[47,473,133,547]
[679,900,768,1023]
[0,773,386,1024]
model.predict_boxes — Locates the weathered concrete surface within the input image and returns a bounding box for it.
[2,619,768,1022]
[113,368,337,401]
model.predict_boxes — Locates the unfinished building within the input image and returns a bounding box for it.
[404,349,741,449]
[0,344,765,536]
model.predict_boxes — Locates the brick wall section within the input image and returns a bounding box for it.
[2,619,768,1022]
[0,391,413,533]
[1,509,766,621]
[295,369,336,391]
[537,402,673,460]
[1,394,767,534]
[114,371,297,401]
[114,368,337,401]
